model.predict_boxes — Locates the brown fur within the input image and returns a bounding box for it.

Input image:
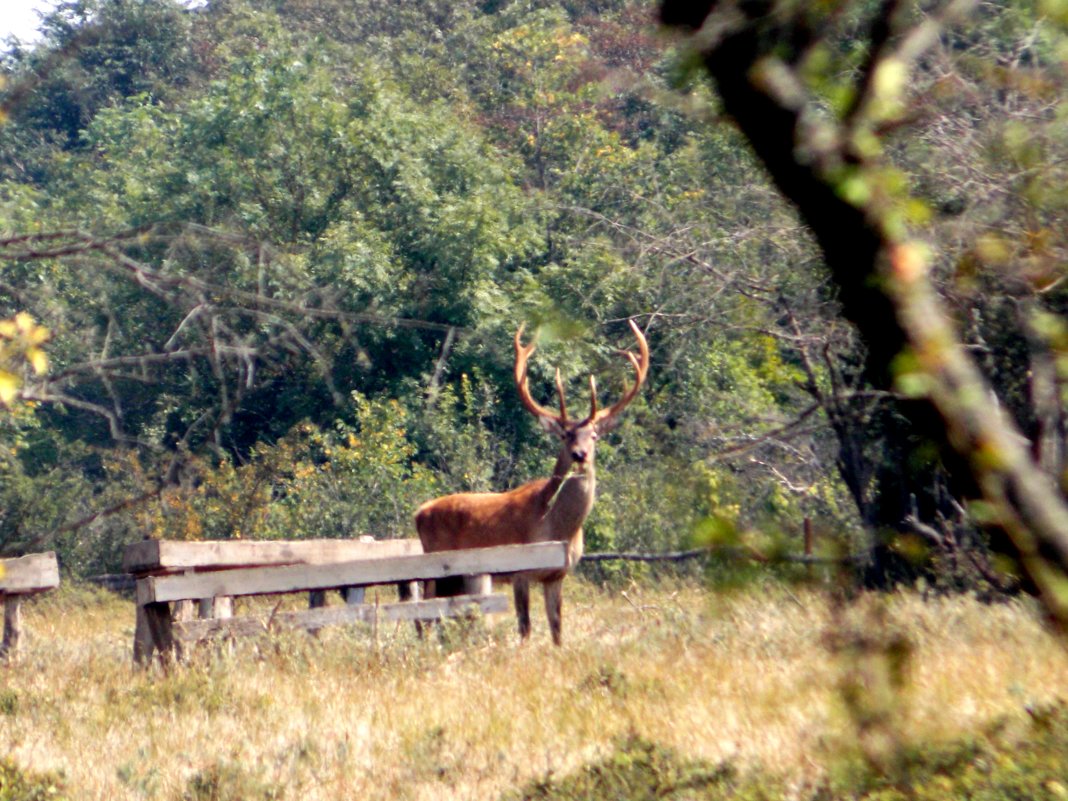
[415,453,593,645]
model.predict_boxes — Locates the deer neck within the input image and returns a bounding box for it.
[537,448,595,553]
[548,467,595,524]
[536,447,570,506]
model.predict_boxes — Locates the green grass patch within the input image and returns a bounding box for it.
[507,736,742,801]
[182,760,282,801]
[510,702,1068,801]
[0,758,67,801]
[829,700,1068,801]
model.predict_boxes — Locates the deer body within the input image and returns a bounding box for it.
[415,320,648,645]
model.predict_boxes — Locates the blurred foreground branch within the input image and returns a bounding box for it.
[661,0,1068,625]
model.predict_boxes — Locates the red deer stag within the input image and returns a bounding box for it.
[414,320,649,645]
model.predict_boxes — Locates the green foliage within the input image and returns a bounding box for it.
[0,759,67,801]
[265,393,441,539]
[140,448,280,542]
[83,393,443,546]
[183,760,281,801]
[829,703,1068,801]
[1,12,547,459]
[30,579,128,625]
[509,735,738,801]
[11,0,1035,584]
[0,436,96,558]
[410,371,507,493]
[510,705,1068,801]
[0,0,195,188]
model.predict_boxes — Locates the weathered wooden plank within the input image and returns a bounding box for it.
[1,596,21,659]
[0,552,60,595]
[123,537,423,574]
[173,594,509,641]
[137,542,567,605]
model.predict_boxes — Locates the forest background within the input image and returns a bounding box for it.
[1,0,1067,602]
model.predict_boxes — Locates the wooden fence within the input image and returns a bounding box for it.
[1,552,60,659]
[123,538,567,665]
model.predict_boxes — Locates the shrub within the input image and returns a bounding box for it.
[0,759,67,801]
[510,702,1068,801]
[508,736,741,801]
[183,760,281,801]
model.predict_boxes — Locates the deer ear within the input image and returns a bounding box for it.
[594,416,620,435]
[538,415,566,437]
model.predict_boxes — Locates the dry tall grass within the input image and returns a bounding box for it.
[2,580,1066,800]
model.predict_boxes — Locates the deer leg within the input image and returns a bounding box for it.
[543,577,564,646]
[398,580,424,639]
[406,579,431,640]
[513,575,532,641]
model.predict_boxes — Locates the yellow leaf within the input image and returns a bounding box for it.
[0,370,19,405]
[28,347,48,375]
[27,324,49,345]
[873,57,907,100]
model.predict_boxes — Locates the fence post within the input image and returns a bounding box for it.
[342,587,365,605]
[133,602,154,664]
[198,596,234,619]
[143,601,178,667]
[463,575,491,595]
[1,595,21,660]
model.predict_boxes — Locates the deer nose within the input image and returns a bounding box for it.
[571,449,587,463]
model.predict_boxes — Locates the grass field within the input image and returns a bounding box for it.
[2,578,1067,800]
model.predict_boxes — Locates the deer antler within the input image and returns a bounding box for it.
[516,320,648,428]
[515,324,567,423]
[588,319,649,429]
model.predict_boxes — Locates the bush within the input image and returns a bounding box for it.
[508,736,742,801]
[183,760,281,801]
[831,701,1068,801]
[0,759,67,801]
[510,702,1068,801]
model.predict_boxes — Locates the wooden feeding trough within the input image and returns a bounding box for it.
[123,538,567,665]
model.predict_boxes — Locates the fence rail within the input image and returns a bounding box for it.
[126,539,568,667]
[582,547,864,565]
[92,544,865,593]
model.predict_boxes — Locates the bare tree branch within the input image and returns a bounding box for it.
[662,0,1068,625]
